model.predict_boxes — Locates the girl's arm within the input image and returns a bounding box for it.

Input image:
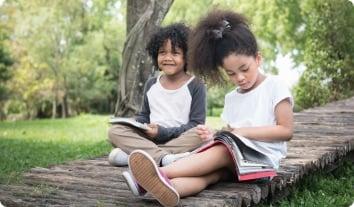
[231,98,293,142]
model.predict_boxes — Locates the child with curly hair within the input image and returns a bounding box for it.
[108,23,207,197]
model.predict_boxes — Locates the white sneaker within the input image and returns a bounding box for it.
[161,152,191,166]
[108,148,128,166]
[122,171,146,196]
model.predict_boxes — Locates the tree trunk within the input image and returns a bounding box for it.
[114,0,174,116]
[61,94,68,118]
[52,86,57,119]
[61,76,69,118]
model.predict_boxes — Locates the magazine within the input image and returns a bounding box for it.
[195,131,276,181]
[109,117,149,130]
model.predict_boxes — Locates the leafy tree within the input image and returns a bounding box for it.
[164,0,212,25]
[206,84,234,116]
[4,0,123,118]
[0,6,14,119]
[2,0,353,119]
[0,36,13,101]
[5,55,53,118]
[294,0,354,108]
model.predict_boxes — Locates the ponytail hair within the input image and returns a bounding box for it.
[189,9,258,84]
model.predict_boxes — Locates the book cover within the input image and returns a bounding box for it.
[109,117,149,130]
[194,131,276,181]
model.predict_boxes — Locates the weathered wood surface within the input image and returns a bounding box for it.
[1,97,354,207]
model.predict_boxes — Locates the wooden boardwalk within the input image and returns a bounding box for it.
[1,97,354,207]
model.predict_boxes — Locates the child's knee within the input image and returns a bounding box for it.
[107,125,117,139]
[182,127,198,136]
[213,144,228,154]
[108,124,127,141]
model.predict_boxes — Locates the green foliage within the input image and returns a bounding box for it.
[206,83,234,116]
[293,69,331,109]
[0,45,12,84]
[0,23,13,102]
[294,0,354,108]
[164,0,213,25]
[2,0,124,118]
[0,16,14,119]
[5,56,53,118]
[1,0,354,117]
[0,43,13,101]
[208,107,223,117]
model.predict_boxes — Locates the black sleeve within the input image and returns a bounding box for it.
[135,77,157,124]
[155,78,207,143]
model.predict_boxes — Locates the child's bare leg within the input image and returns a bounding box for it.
[171,169,226,197]
[162,144,234,178]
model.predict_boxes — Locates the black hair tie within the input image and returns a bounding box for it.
[211,20,232,39]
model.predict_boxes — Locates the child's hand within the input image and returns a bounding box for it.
[196,125,214,141]
[221,124,233,131]
[145,123,158,139]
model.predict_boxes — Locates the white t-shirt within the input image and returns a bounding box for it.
[221,75,293,168]
[148,75,195,128]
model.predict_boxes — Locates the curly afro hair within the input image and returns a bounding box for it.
[189,9,258,84]
[146,23,190,71]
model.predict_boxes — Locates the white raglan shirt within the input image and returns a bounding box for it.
[147,75,195,128]
[221,75,293,168]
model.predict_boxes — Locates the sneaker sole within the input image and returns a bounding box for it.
[122,171,143,196]
[129,150,179,207]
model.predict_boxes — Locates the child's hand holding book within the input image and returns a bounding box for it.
[196,125,215,142]
[145,123,158,140]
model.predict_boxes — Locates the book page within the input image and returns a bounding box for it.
[109,117,149,130]
[214,131,273,168]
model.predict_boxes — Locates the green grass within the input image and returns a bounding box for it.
[0,114,111,184]
[0,115,353,206]
[260,160,354,207]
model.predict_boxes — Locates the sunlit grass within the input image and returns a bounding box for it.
[0,114,111,184]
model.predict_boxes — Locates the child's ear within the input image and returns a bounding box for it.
[255,52,262,66]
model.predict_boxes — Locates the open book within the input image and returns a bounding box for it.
[109,117,149,130]
[195,131,276,181]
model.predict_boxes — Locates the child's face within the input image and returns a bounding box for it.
[157,39,185,76]
[222,53,262,92]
